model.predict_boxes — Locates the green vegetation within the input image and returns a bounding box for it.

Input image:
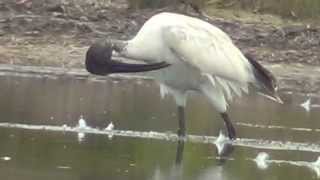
[226,0,320,19]
[128,0,320,19]
[127,0,206,9]
[127,0,178,9]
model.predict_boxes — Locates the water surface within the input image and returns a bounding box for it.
[0,72,319,180]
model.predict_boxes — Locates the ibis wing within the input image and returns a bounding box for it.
[163,25,254,83]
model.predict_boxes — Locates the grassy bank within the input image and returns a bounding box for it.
[225,0,320,19]
[128,0,320,19]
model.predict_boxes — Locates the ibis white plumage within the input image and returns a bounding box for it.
[85,12,282,139]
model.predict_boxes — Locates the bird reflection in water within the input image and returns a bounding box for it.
[152,140,185,180]
[152,137,235,180]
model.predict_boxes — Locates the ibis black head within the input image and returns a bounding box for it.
[85,41,170,76]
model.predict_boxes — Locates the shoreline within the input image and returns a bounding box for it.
[0,63,318,95]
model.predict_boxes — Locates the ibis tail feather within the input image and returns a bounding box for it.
[245,54,282,103]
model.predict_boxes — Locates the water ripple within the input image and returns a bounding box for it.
[0,122,320,153]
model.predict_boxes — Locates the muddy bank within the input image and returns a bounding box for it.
[1,0,320,66]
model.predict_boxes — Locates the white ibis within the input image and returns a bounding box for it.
[85,12,282,140]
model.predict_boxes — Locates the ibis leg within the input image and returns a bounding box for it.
[220,113,236,140]
[175,140,185,165]
[177,106,186,137]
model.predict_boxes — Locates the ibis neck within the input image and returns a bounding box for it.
[109,39,127,54]
[107,39,171,73]
[113,40,157,64]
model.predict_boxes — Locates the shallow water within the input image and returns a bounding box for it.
[0,72,320,180]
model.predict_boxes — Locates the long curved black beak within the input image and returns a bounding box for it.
[108,60,170,74]
[85,42,171,76]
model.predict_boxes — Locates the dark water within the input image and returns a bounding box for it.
[0,72,319,180]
